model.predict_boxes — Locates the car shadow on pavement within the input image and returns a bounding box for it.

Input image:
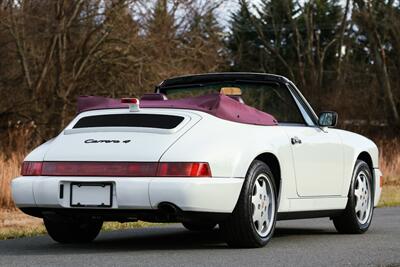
[94,227,228,250]
[0,225,340,256]
[274,227,338,238]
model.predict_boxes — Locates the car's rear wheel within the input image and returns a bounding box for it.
[220,160,277,248]
[44,217,103,243]
[182,222,217,231]
[332,160,374,234]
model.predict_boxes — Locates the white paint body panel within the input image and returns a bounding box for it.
[43,109,201,162]
[281,126,344,196]
[13,107,382,215]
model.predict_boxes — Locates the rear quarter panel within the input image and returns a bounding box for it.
[24,139,55,161]
[159,112,297,211]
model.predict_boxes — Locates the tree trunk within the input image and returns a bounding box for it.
[372,34,400,125]
[336,0,350,81]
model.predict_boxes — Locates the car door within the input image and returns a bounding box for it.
[282,125,344,196]
[282,84,344,197]
[255,82,344,197]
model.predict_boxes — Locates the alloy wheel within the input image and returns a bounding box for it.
[251,174,276,237]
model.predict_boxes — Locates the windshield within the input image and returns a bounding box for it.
[160,82,305,124]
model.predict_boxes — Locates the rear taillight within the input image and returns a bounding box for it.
[157,162,211,177]
[21,161,211,177]
[21,162,43,176]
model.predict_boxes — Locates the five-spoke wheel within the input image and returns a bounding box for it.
[251,174,276,238]
[220,160,277,247]
[354,170,372,225]
[333,160,374,234]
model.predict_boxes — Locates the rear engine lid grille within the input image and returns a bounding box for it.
[73,114,184,129]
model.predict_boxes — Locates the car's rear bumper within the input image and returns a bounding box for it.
[11,176,244,214]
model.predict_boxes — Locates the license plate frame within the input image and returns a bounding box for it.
[70,182,113,208]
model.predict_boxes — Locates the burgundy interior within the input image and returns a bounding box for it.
[77,94,278,126]
[228,95,245,104]
[140,93,168,101]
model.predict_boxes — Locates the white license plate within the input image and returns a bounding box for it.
[70,183,112,207]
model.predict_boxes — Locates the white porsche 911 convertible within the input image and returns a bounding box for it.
[12,73,382,247]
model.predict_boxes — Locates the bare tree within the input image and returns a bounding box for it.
[0,0,227,142]
[353,0,400,125]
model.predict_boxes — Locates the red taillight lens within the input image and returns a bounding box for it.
[41,162,158,177]
[21,162,43,176]
[21,161,211,177]
[157,162,211,177]
[121,98,138,104]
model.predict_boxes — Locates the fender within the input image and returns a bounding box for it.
[334,129,379,197]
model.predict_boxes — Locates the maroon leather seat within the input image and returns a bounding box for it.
[140,93,168,101]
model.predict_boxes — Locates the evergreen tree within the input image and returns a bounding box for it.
[256,0,301,76]
[183,5,226,72]
[300,0,343,71]
[146,0,176,42]
[143,0,180,83]
[256,0,343,87]
[228,0,263,72]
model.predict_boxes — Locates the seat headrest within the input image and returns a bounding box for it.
[140,93,168,101]
[220,87,242,95]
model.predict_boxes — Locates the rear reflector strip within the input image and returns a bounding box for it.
[42,162,158,177]
[22,161,211,177]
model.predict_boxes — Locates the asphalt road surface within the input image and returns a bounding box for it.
[0,207,399,267]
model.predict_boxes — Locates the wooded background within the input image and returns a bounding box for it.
[1,0,399,152]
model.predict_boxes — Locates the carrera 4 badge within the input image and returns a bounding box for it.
[84,139,131,144]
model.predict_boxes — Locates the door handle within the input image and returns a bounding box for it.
[291,136,302,145]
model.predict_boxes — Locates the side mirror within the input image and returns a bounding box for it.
[318,111,338,127]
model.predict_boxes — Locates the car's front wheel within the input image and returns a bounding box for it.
[44,217,103,243]
[220,160,277,248]
[332,160,374,234]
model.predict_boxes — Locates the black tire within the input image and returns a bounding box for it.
[44,217,103,243]
[182,222,217,231]
[332,160,374,234]
[220,160,278,248]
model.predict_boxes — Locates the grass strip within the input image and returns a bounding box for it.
[378,185,400,207]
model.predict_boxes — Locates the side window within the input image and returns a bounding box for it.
[242,84,305,124]
[291,95,315,126]
[286,84,318,126]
